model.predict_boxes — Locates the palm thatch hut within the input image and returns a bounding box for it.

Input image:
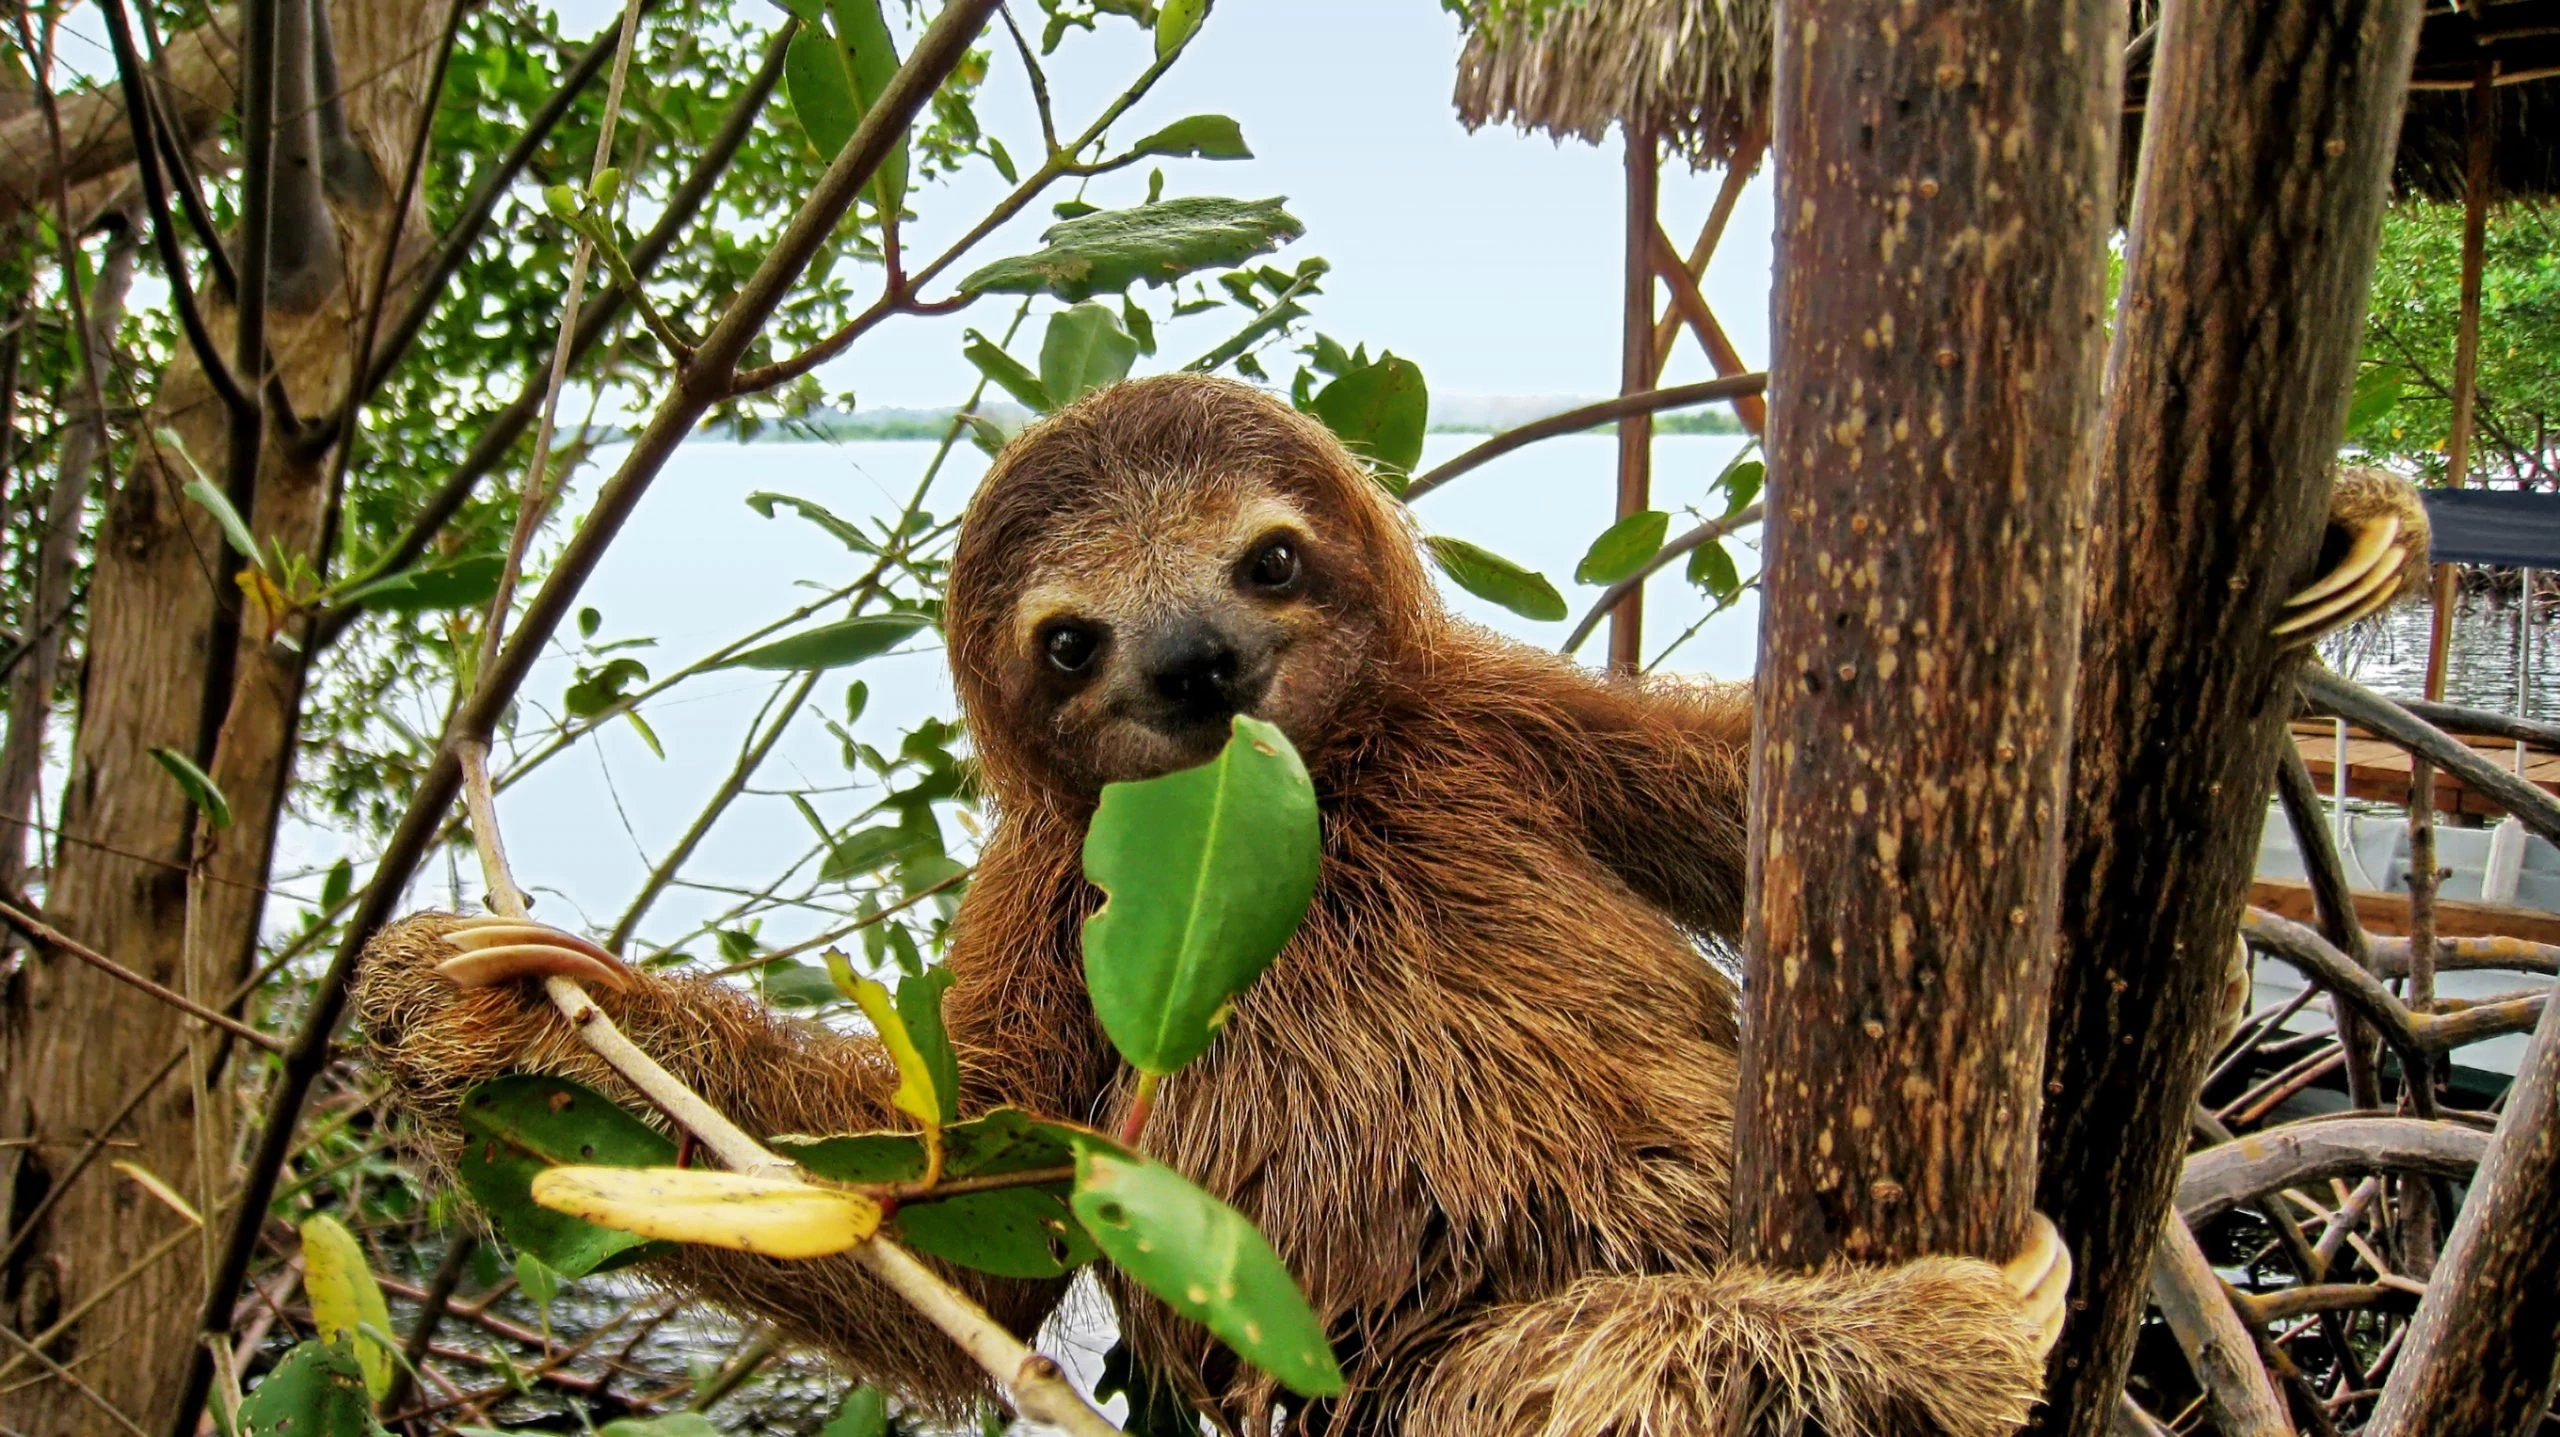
[1453,0,1776,671]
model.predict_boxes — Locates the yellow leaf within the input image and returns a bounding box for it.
[528,1166,881,1260]
[301,1214,396,1401]
[829,953,942,1136]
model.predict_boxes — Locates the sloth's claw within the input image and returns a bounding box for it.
[437,918,633,991]
[2274,515,2409,647]
[2003,1212,2073,1358]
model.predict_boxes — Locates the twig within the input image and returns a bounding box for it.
[0,1320,151,1436]
[380,1233,474,1416]
[0,899,284,1052]
[1398,375,1769,502]
[1560,502,1764,655]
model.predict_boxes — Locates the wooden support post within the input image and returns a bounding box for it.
[2422,59,2496,704]
[2030,0,2425,1431]
[1735,0,2116,1277]
[1649,131,1765,381]
[1609,126,1658,673]
[1647,222,1767,436]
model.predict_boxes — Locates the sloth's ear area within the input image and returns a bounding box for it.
[436,916,635,991]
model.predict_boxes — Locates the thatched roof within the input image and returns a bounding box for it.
[2125,0,2560,203]
[1451,0,1772,171]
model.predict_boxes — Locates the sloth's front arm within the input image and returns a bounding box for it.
[353,912,1072,1417]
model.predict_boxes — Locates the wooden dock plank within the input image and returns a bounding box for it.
[2250,877,2560,947]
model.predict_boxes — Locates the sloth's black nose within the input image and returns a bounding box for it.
[1144,621,1259,729]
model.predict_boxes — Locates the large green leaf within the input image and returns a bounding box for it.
[1040,303,1141,408]
[1080,717,1319,1076]
[715,614,926,671]
[775,1109,1098,1278]
[820,823,928,881]
[1576,510,1669,586]
[1070,1138,1343,1398]
[828,0,906,214]
[1310,356,1428,484]
[957,197,1305,301]
[1426,536,1567,622]
[783,0,907,216]
[236,1340,390,1437]
[1127,115,1251,161]
[1688,537,1742,599]
[962,330,1057,412]
[455,1076,676,1277]
[338,554,506,614]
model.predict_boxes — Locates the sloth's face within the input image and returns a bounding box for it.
[995,477,1375,792]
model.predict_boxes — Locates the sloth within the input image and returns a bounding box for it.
[358,374,2416,1435]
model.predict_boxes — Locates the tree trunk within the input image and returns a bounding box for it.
[1734,0,2118,1272]
[1,220,137,905]
[2028,0,2425,1431]
[2368,983,2560,1434]
[0,3,439,1428]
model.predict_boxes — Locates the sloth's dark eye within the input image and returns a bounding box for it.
[1043,623,1100,675]
[1245,538,1301,593]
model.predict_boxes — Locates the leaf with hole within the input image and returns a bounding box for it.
[717,614,926,671]
[1070,1137,1342,1397]
[1040,303,1140,408]
[236,1339,389,1437]
[151,747,233,830]
[1687,537,1742,599]
[1719,457,1765,516]
[301,1215,395,1400]
[1310,356,1427,484]
[1427,537,1566,622]
[957,197,1304,301]
[1080,717,1319,1076]
[531,1166,882,1259]
[775,1109,1099,1278]
[1576,510,1669,586]
[455,1076,675,1277]
[1127,115,1250,162]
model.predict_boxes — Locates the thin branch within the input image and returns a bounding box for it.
[1398,375,1768,502]
[2149,1214,2293,1437]
[0,899,285,1053]
[10,5,115,458]
[0,1320,152,1436]
[2177,1117,2490,1226]
[996,3,1058,155]
[1561,502,1763,655]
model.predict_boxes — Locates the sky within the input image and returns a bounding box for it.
[548,0,1778,410]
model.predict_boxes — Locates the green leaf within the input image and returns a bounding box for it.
[181,478,260,563]
[821,1388,891,1437]
[301,1215,395,1400]
[957,197,1305,302]
[1070,1138,1342,1397]
[822,823,924,881]
[1687,536,1741,598]
[1719,457,1765,515]
[151,747,233,830]
[1039,303,1140,408]
[962,330,1057,412]
[785,27,862,156]
[1310,357,1428,482]
[1122,295,1158,356]
[337,554,505,614]
[625,709,665,759]
[1576,510,1669,585]
[1156,0,1208,57]
[321,858,353,911]
[514,1250,560,1312]
[1127,115,1250,162]
[599,1415,723,1436]
[1080,716,1319,1076]
[1427,537,1567,622]
[455,1076,677,1277]
[236,1339,390,1437]
[828,0,907,216]
[716,614,926,671]
[747,492,880,554]
[895,968,961,1126]
[760,959,847,1010]
[2348,363,2404,434]
[776,1110,1099,1278]
[838,967,945,1135]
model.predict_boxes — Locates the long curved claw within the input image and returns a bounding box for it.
[437,917,634,991]
[2003,1212,2073,1358]
[2288,513,2401,610]
[2273,541,2409,645]
[2217,933,2254,1049]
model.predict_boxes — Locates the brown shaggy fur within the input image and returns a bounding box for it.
[355,374,2048,1435]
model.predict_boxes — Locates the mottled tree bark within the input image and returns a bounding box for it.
[0,3,437,1429]
[2030,0,2424,1432]
[1734,0,2118,1271]
[2368,987,2560,1435]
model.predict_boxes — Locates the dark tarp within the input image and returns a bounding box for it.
[2423,488,2560,569]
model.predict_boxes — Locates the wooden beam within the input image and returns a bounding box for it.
[1609,128,1658,674]
[1648,130,1767,381]
[2250,878,2560,948]
[1647,221,1767,436]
